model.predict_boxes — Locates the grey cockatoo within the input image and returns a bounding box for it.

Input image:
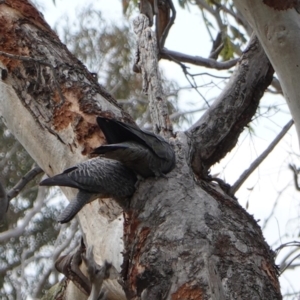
[39,158,137,223]
[93,117,176,178]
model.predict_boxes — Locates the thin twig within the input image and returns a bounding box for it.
[283,291,300,298]
[0,186,46,242]
[195,0,223,30]
[165,55,211,106]
[279,246,300,268]
[280,252,300,275]
[161,48,238,70]
[6,165,43,201]
[288,164,300,191]
[230,119,294,194]
[275,241,300,254]
[190,72,230,80]
[211,0,242,22]
[183,70,210,107]
[261,182,290,230]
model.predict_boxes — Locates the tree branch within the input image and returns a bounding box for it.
[280,252,300,275]
[6,165,43,201]
[160,48,238,70]
[230,119,294,194]
[0,163,43,221]
[133,14,173,137]
[289,163,300,191]
[186,34,274,177]
[158,0,176,50]
[232,0,300,148]
[0,186,46,242]
[275,241,300,256]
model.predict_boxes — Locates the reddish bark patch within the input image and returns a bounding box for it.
[124,210,141,243]
[0,2,56,72]
[0,10,23,70]
[128,227,151,295]
[261,259,281,293]
[172,282,203,300]
[53,101,75,130]
[74,117,101,155]
[263,0,297,10]
[136,227,151,253]
[0,1,58,71]
[123,211,152,295]
[52,88,104,154]
[129,263,145,293]
[4,0,57,36]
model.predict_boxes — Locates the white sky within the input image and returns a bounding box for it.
[36,0,300,297]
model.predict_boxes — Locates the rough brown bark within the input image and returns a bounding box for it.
[122,133,281,299]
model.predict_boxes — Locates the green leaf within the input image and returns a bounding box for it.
[219,36,234,60]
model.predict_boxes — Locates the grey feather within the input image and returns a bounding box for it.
[57,191,97,223]
[93,117,175,177]
[40,158,137,223]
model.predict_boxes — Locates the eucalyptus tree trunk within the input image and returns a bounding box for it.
[233,0,300,145]
[0,1,282,299]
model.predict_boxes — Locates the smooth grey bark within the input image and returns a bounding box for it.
[0,1,281,299]
[233,0,300,145]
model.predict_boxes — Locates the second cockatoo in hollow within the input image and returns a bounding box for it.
[39,158,137,223]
